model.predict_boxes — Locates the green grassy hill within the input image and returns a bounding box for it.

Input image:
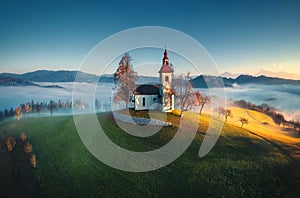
[0,111,300,197]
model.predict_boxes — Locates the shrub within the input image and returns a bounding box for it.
[6,136,16,152]
[29,154,37,168]
[24,141,33,153]
[20,132,27,142]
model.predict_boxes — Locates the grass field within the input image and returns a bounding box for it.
[0,108,300,197]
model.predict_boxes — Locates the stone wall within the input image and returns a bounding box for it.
[113,113,172,126]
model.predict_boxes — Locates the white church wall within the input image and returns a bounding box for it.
[160,73,173,88]
[161,94,175,112]
[135,95,159,110]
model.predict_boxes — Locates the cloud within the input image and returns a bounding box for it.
[255,69,300,80]
[220,72,240,79]
[271,64,283,69]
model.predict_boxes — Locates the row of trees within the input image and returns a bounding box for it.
[234,100,285,126]
[0,99,73,121]
[216,107,249,128]
[0,97,113,122]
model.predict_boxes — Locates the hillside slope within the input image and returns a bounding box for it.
[0,110,299,197]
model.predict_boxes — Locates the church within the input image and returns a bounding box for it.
[129,49,175,112]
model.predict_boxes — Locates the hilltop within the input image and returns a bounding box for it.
[0,108,300,197]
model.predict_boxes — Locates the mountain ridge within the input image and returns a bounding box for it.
[0,76,64,88]
[1,70,300,88]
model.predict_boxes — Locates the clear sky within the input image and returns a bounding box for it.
[0,0,299,78]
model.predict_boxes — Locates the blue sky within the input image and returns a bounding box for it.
[0,0,299,77]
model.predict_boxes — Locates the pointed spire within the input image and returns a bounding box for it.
[163,46,168,60]
[159,48,174,73]
[163,48,169,65]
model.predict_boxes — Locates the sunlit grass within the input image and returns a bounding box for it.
[227,107,300,144]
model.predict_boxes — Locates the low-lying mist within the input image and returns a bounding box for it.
[0,82,299,121]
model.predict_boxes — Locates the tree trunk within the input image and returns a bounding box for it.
[180,107,184,117]
[199,104,204,115]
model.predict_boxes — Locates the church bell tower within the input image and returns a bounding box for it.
[159,49,174,112]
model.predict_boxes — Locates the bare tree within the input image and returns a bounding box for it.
[218,107,233,123]
[195,91,211,115]
[173,73,196,117]
[113,53,137,108]
[217,107,225,117]
[36,102,41,116]
[239,117,249,128]
[48,100,57,116]
[225,109,233,123]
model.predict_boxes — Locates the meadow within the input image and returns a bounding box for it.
[0,108,299,197]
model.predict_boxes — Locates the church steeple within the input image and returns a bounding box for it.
[163,48,169,65]
[159,48,174,73]
[158,48,174,112]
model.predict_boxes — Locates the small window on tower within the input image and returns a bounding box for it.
[165,76,169,82]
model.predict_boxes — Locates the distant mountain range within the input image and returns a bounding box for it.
[1,70,300,88]
[0,70,159,84]
[0,76,64,88]
[0,70,98,83]
[191,74,300,88]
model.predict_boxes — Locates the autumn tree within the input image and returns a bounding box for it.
[195,91,211,115]
[6,136,16,152]
[173,73,196,117]
[20,132,27,142]
[30,154,37,168]
[48,100,57,116]
[16,106,22,121]
[274,113,285,126]
[25,102,32,113]
[239,117,249,128]
[113,53,137,108]
[24,141,33,153]
[74,99,88,110]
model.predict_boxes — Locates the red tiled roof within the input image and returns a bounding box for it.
[159,64,174,73]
